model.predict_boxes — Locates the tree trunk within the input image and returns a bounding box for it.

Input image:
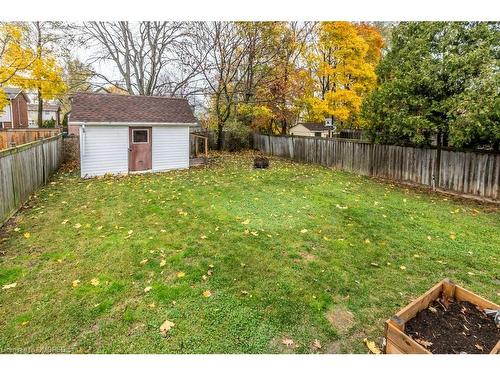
[281,118,287,135]
[217,122,224,151]
[37,88,43,128]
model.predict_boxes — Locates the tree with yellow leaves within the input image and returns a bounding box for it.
[15,22,66,127]
[0,23,34,108]
[304,22,382,128]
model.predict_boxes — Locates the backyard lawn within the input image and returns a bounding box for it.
[0,152,498,353]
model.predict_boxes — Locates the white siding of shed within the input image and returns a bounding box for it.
[152,126,189,171]
[80,125,128,177]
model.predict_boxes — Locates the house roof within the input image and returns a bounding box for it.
[28,103,60,112]
[69,92,197,124]
[2,87,29,101]
[298,122,330,132]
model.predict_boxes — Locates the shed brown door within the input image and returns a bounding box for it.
[129,127,152,171]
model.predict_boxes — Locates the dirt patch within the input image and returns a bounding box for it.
[325,306,355,334]
[405,299,500,354]
[323,340,341,353]
[299,251,316,262]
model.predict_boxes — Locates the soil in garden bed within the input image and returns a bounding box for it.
[405,297,499,354]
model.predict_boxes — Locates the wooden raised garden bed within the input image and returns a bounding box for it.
[385,278,500,354]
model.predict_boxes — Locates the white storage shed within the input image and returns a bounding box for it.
[68,92,197,178]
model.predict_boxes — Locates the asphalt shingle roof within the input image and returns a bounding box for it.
[70,92,196,124]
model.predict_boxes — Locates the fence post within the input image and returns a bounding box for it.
[433,145,441,190]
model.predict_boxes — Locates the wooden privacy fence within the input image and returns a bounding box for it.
[0,129,61,150]
[253,134,499,202]
[0,134,62,226]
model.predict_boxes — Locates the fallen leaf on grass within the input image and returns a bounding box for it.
[202,290,212,298]
[300,229,308,233]
[160,260,166,267]
[61,219,69,225]
[364,239,370,244]
[177,272,186,278]
[90,278,100,286]
[241,219,250,225]
[73,223,81,229]
[449,232,457,240]
[282,338,296,347]
[200,235,207,239]
[312,339,322,350]
[400,265,407,270]
[72,280,80,288]
[370,262,379,267]
[159,319,175,337]
[415,338,433,348]
[23,232,30,239]
[140,259,148,265]
[13,227,20,232]
[144,286,152,293]
[2,282,17,290]
[363,338,381,354]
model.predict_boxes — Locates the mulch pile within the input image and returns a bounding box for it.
[405,297,499,354]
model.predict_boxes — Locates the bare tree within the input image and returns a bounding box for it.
[81,22,202,98]
[190,22,250,150]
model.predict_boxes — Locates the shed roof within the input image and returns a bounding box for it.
[298,122,330,132]
[70,92,197,124]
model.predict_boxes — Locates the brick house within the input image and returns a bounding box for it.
[0,87,30,129]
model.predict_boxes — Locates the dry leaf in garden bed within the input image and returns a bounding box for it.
[2,282,17,290]
[415,338,433,348]
[363,338,381,354]
[474,343,484,351]
[159,319,175,337]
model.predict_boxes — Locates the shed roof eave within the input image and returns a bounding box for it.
[68,121,198,127]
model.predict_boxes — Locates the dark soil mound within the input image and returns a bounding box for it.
[405,298,499,354]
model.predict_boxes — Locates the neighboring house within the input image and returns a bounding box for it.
[289,122,333,138]
[68,92,197,178]
[28,103,61,128]
[0,87,30,129]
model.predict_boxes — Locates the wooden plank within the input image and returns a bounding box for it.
[490,341,500,354]
[454,286,500,310]
[395,279,445,322]
[385,339,406,354]
[385,321,430,354]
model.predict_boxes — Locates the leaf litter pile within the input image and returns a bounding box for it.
[405,296,499,354]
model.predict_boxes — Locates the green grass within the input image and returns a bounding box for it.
[0,152,498,353]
